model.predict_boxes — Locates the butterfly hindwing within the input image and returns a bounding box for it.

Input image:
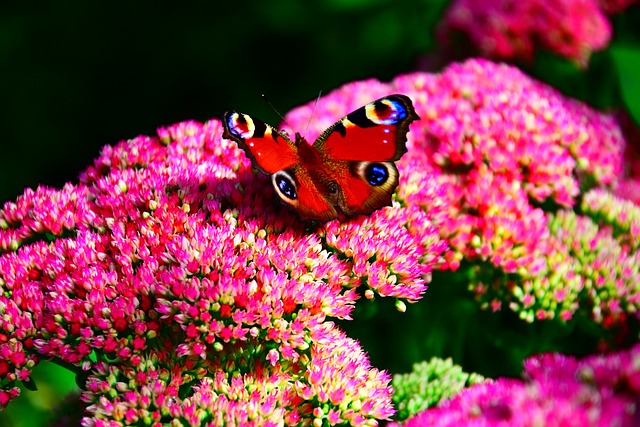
[222,94,419,222]
[332,161,400,217]
[272,168,340,222]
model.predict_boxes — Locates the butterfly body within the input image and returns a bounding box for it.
[223,94,419,222]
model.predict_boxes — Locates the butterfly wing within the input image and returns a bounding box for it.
[314,94,418,161]
[313,94,419,216]
[276,166,340,221]
[223,111,299,174]
[222,111,339,221]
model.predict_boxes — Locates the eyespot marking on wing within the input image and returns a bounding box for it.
[272,170,298,202]
[225,112,255,139]
[364,97,408,125]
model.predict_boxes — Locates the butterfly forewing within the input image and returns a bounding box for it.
[222,111,299,174]
[313,94,418,161]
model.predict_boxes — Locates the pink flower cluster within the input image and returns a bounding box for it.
[285,59,629,323]
[0,106,447,422]
[81,327,393,426]
[547,192,640,326]
[437,0,633,65]
[599,0,639,14]
[391,343,640,426]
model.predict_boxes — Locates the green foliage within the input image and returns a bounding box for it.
[0,363,79,427]
[528,7,640,121]
[611,45,640,126]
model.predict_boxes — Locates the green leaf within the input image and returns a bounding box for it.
[21,378,38,392]
[610,45,640,125]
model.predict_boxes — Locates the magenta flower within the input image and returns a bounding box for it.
[437,0,624,66]
[547,197,640,326]
[0,78,447,423]
[391,343,640,427]
[615,178,640,205]
[599,0,640,13]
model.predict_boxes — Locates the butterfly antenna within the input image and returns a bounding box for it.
[304,90,322,139]
[261,93,294,132]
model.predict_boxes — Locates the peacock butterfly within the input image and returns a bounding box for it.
[222,94,420,222]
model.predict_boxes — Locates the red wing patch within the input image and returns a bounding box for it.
[223,111,299,174]
[314,94,419,162]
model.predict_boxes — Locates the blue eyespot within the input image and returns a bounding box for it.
[366,98,407,125]
[366,163,388,186]
[226,113,254,139]
[381,99,407,120]
[276,174,297,199]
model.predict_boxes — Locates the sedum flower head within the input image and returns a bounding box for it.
[286,59,629,325]
[392,343,640,427]
[0,105,448,422]
[598,0,640,13]
[80,328,392,427]
[437,0,624,66]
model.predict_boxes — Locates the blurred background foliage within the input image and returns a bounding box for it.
[1,0,639,425]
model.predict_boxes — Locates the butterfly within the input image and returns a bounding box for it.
[222,94,419,222]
